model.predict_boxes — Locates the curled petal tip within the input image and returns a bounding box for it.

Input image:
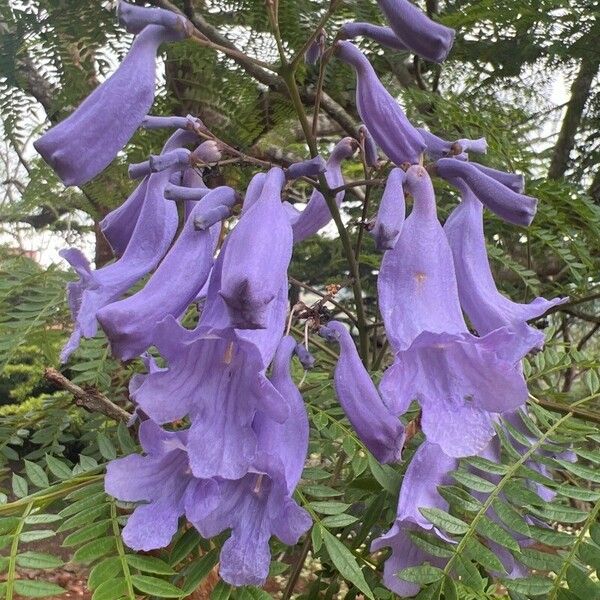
[318,324,339,343]
[294,343,316,370]
[117,1,191,38]
[285,155,327,180]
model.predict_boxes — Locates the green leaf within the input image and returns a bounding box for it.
[451,470,496,493]
[24,514,61,525]
[311,524,323,552]
[566,564,600,598]
[556,484,600,502]
[170,527,200,566]
[302,484,343,498]
[117,422,138,454]
[16,552,64,569]
[579,541,600,572]
[237,586,272,600]
[97,432,117,460]
[419,508,468,535]
[311,501,351,515]
[88,557,122,590]
[502,576,553,595]
[58,504,110,532]
[475,515,520,552]
[181,549,219,594]
[527,502,589,524]
[492,500,531,537]
[211,581,232,600]
[528,525,574,547]
[408,531,454,559]
[63,520,110,547]
[321,514,359,528]
[126,554,175,575]
[463,537,506,573]
[13,580,66,597]
[396,565,444,585]
[556,459,600,483]
[518,548,564,572]
[368,455,401,495]
[45,455,72,480]
[20,530,55,543]
[58,492,107,519]
[73,536,116,564]
[131,575,183,598]
[321,528,374,599]
[24,460,49,488]
[437,486,483,513]
[91,577,129,600]
[12,473,28,498]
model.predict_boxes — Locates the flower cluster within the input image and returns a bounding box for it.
[37,0,568,594]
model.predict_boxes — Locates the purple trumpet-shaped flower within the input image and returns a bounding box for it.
[117,1,190,35]
[376,0,455,63]
[219,167,293,329]
[418,128,487,160]
[339,22,408,51]
[471,163,525,193]
[319,321,405,464]
[435,158,538,226]
[164,183,212,202]
[60,162,180,362]
[100,129,198,256]
[444,179,567,352]
[369,167,406,251]
[191,140,223,165]
[295,343,316,370]
[141,115,192,130]
[185,336,311,586]
[97,186,237,360]
[241,172,267,215]
[334,41,425,166]
[305,29,326,65]
[359,124,379,168]
[371,441,455,596]
[105,420,216,551]
[285,137,358,243]
[285,155,327,180]
[378,166,528,456]
[34,18,189,186]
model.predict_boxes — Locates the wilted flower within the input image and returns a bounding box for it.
[319,321,405,464]
[334,41,425,166]
[376,0,455,63]
[444,179,567,352]
[378,166,528,456]
[34,6,191,186]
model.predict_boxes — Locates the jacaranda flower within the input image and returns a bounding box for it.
[359,124,380,168]
[334,41,425,166]
[286,138,358,243]
[369,166,406,251]
[319,321,405,464]
[444,178,567,352]
[376,0,455,63]
[34,9,190,186]
[435,158,538,226]
[97,186,238,360]
[339,22,408,51]
[378,166,528,456]
[418,128,487,160]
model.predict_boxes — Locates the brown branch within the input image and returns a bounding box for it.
[44,367,131,423]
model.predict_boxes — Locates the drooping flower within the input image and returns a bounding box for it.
[334,41,425,166]
[369,166,406,251]
[285,137,358,243]
[97,186,238,360]
[219,167,293,329]
[185,336,311,586]
[305,29,327,65]
[60,161,181,362]
[34,6,191,186]
[117,1,190,34]
[375,0,455,63]
[435,158,538,226]
[443,178,567,353]
[378,166,528,456]
[104,420,214,551]
[319,321,405,464]
[285,155,327,180]
[471,163,525,193]
[339,22,408,51]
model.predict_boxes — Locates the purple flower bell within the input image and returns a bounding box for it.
[34,5,191,187]
[319,321,405,464]
[471,163,525,192]
[305,29,327,65]
[418,128,487,160]
[286,137,358,242]
[219,167,293,329]
[376,0,455,63]
[185,336,311,586]
[358,124,379,168]
[369,167,406,251]
[97,186,237,360]
[334,41,425,166]
[435,158,538,226]
[104,420,211,551]
[377,166,528,456]
[444,179,567,352]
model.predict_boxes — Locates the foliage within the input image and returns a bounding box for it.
[0,0,599,599]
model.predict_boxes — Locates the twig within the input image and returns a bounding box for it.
[44,367,131,423]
